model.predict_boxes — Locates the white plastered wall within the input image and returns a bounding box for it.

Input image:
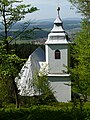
[49,76,71,102]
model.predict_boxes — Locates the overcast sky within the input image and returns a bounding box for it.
[23,0,81,20]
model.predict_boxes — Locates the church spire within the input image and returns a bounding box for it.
[54,6,62,24]
[51,6,64,33]
[57,7,60,18]
[45,4,70,45]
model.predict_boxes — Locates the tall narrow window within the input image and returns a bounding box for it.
[55,50,61,59]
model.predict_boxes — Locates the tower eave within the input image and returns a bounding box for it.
[54,17,62,24]
[45,41,70,45]
[47,73,71,77]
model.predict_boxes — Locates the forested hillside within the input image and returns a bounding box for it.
[0,18,81,43]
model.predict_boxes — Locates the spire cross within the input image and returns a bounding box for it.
[57,0,60,17]
[57,7,60,18]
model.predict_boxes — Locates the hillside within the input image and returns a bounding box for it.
[0,18,81,43]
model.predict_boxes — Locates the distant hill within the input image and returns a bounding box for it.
[0,18,81,42]
[29,18,81,40]
[29,18,81,30]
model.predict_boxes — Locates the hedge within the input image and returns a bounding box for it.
[0,105,90,120]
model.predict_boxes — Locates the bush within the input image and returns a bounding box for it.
[0,104,90,120]
[0,105,73,120]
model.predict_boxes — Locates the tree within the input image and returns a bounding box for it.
[69,19,90,119]
[33,73,50,96]
[0,45,25,108]
[70,19,90,101]
[68,0,90,18]
[68,1,90,118]
[0,0,38,52]
[33,66,53,103]
[68,0,90,101]
[0,0,38,108]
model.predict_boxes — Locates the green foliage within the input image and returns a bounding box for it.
[0,0,38,107]
[0,0,38,30]
[0,50,24,79]
[0,79,9,104]
[0,0,38,52]
[19,94,56,107]
[68,0,90,18]
[11,43,44,58]
[33,73,49,95]
[0,105,73,120]
[33,65,52,100]
[26,64,56,105]
[70,19,90,101]
[1,103,90,120]
[0,45,24,107]
[69,0,90,117]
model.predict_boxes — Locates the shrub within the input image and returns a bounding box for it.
[0,104,90,120]
[0,105,72,120]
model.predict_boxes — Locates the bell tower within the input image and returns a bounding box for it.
[45,7,71,102]
[45,7,69,74]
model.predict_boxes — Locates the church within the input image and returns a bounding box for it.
[16,6,71,102]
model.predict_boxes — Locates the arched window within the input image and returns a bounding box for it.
[55,50,61,59]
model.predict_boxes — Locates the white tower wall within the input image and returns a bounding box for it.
[45,7,71,102]
[49,76,71,102]
[46,44,68,74]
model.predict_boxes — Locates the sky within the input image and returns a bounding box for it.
[23,0,81,20]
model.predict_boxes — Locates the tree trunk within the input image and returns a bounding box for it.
[12,75,19,108]
[3,5,9,52]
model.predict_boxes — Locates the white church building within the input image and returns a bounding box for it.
[16,7,71,102]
